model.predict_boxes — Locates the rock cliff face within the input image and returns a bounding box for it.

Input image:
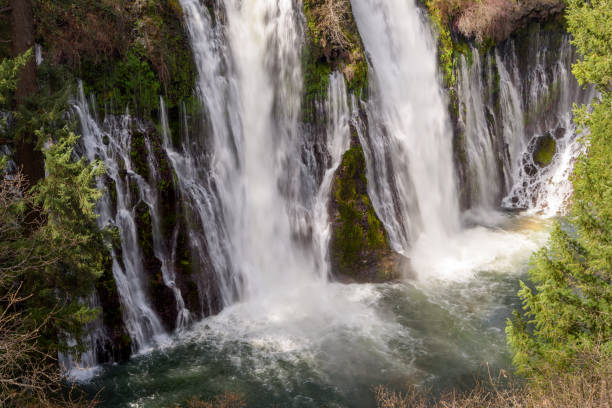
[328,124,404,282]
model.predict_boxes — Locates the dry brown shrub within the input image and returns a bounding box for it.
[429,0,565,43]
[309,0,352,51]
[35,0,129,65]
[457,0,519,43]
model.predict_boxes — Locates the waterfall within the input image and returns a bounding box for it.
[68,0,353,363]
[175,0,318,305]
[351,0,460,252]
[457,30,596,217]
[456,49,507,213]
[312,73,352,274]
[64,0,597,376]
[74,85,168,351]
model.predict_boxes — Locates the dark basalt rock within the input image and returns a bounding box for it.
[96,257,132,362]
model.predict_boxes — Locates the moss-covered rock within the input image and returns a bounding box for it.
[533,133,556,167]
[328,128,404,282]
[302,0,368,123]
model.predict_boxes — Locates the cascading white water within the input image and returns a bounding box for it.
[501,34,596,216]
[223,0,319,296]
[57,294,106,381]
[142,120,191,330]
[176,0,320,306]
[65,0,355,371]
[349,1,580,282]
[351,0,460,253]
[456,49,506,212]
[157,4,417,385]
[312,73,352,275]
[457,31,596,217]
[74,85,168,351]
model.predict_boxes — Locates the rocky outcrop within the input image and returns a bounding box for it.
[129,121,222,330]
[302,0,403,282]
[328,126,405,282]
[95,262,132,363]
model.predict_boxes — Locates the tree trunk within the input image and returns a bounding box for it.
[10,0,44,185]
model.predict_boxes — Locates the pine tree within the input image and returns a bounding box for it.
[506,0,612,377]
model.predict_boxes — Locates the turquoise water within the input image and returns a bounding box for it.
[89,217,548,407]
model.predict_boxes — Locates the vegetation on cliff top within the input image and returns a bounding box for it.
[303,0,368,120]
[426,0,565,43]
[35,0,196,116]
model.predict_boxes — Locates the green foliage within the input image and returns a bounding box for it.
[566,0,612,92]
[28,130,108,352]
[427,4,457,88]
[347,57,368,99]
[507,0,612,378]
[34,0,196,118]
[364,195,386,249]
[1,126,109,358]
[0,8,119,372]
[303,51,332,117]
[34,132,105,224]
[82,46,161,117]
[0,50,32,107]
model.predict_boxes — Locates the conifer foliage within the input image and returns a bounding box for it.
[1,52,107,406]
[506,0,612,377]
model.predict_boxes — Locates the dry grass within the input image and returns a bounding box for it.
[375,351,611,408]
[308,0,352,51]
[428,0,565,42]
[179,392,246,408]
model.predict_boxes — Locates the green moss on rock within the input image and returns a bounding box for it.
[302,0,369,123]
[533,134,556,167]
[329,130,404,282]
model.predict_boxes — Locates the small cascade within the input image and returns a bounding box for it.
[351,0,460,251]
[312,72,352,274]
[74,85,167,351]
[456,29,596,217]
[143,115,191,330]
[456,49,507,212]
